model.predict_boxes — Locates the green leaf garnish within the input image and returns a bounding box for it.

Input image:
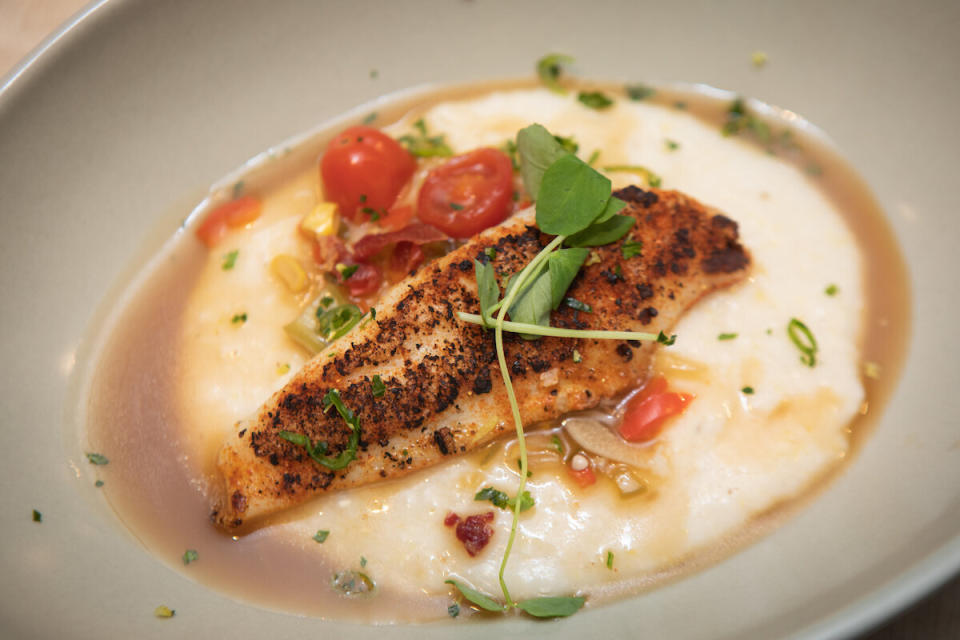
[445,579,506,612]
[371,374,386,398]
[339,264,359,280]
[553,134,579,154]
[231,312,247,325]
[787,318,818,367]
[742,386,755,395]
[182,549,198,565]
[551,435,564,454]
[717,332,738,341]
[313,529,330,543]
[32,509,41,522]
[222,249,239,270]
[577,91,614,110]
[516,596,586,618]
[475,487,534,512]
[505,269,553,336]
[657,331,677,346]
[279,389,360,470]
[606,550,614,569]
[825,284,838,296]
[536,154,612,235]
[516,124,570,200]
[397,118,453,158]
[547,248,589,309]
[474,260,501,326]
[536,53,573,94]
[565,214,635,247]
[86,452,109,466]
[665,139,680,151]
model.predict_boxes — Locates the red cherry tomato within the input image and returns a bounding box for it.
[618,377,694,443]
[195,196,262,247]
[417,148,514,238]
[343,263,382,298]
[320,126,415,222]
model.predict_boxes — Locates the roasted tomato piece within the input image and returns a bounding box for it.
[618,377,694,442]
[320,126,415,222]
[195,196,262,247]
[417,148,513,238]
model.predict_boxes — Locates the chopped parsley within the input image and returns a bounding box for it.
[787,318,818,367]
[398,119,453,158]
[657,331,677,346]
[360,556,368,568]
[625,84,655,101]
[551,435,564,454]
[95,480,104,488]
[362,112,378,125]
[577,91,614,110]
[371,374,386,398]
[231,312,247,325]
[621,240,643,259]
[449,202,464,211]
[553,134,579,154]
[474,486,534,512]
[717,332,738,341]
[231,180,244,199]
[320,296,335,308]
[32,509,42,522]
[313,530,330,543]
[536,53,573,93]
[665,139,680,151]
[182,549,198,566]
[484,247,497,261]
[222,249,239,270]
[447,602,460,618]
[360,206,383,221]
[564,297,592,313]
[86,452,109,465]
[741,386,755,395]
[606,551,614,569]
[825,284,839,296]
[316,304,363,342]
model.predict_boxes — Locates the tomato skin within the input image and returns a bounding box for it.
[195,196,262,247]
[618,377,694,442]
[343,262,382,298]
[417,148,514,238]
[320,126,415,222]
[568,464,597,488]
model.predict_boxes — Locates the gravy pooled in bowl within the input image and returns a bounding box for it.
[85,81,909,621]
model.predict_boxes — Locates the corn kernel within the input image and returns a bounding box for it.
[300,202,339,237]
[270,254,308,293]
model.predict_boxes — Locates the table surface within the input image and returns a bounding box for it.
[1,1,957,639]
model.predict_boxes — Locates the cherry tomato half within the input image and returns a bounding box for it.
[618,377,695,443]
[320,126,416,222]
[417,148,513,238]
[195,196,262,248]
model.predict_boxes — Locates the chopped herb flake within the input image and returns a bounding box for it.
[317,304,363,342]
[474,486,534,512]
[360,556,367,568]
[32,509,41,522]
[154,605,175,619]
[606,550,614,569]
[371,374,386,398]
[182,549,198,565]
[222,249,238,270]
[279,389,360,470]
[717,332,738,341]
[621,240,643,259]
[551,435,565,454]
[86,452,109,465]
[564,297,592,313]
[313,530,330,543]
[536,53,573,94]
[657,331,677,346]
[362,112,378,125]
[625,84,655,101]
[484,247,497,260]
[665,139,680,151]
[825,284,839,296]
[231,180,244,199]
[398,118,453,158]
[320,296,335,308]
[449,202,464,210]
[448,602,460,618]
[787,318,818,367]
[95,479,104,488]
[577,91,614,110]
[742,386,755,395]
[231,312,247,325]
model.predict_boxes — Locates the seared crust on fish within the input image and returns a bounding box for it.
[212,187,750,530]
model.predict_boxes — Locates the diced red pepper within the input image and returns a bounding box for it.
[567,463,597,488]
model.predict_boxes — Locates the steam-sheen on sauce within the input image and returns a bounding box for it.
[83,80,909,621]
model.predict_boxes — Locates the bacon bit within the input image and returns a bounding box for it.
[351,223,447,261]
[444,511,495,557]
[389,241,425,280]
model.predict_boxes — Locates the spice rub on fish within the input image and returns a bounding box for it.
[212,186,750,530]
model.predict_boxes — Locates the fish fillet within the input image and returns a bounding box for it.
[212,186,750,530]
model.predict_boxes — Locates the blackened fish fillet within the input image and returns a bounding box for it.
[213,187,750,529]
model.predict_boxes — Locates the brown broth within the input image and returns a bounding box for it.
[83,80,911,621]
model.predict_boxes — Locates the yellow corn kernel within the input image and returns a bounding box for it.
[270,254,308,293]
[301,202,339,237]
